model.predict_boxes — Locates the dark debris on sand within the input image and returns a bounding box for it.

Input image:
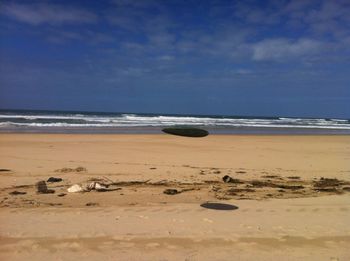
[222,175,243,184]
[35,181,55,194]
[55,167,87,173]
[313,178,343,187]
[9,191,27,195]
[163,189,180,195]
[47,177,63,183]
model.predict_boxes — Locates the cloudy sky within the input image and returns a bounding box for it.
[0,0,349,118]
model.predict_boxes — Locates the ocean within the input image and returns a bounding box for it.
[0,109,350,134]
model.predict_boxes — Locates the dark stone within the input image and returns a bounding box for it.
[163,189,179,195]
[0,169,11,172]
[57,193,66,197]
[9,191,27,195]
[35,181,55,194]
[47,177,63,183]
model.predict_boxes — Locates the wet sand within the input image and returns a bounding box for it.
[0,134,350,260]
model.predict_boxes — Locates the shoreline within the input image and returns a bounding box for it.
[1,127,350,135]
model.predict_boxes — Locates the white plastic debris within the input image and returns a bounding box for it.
[94,182,108,191]
[85,182,107,190]
[86,182,96,191]
[67,182,109,193]
[67,184,84,193]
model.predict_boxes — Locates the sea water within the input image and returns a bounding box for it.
[0,109,350,134]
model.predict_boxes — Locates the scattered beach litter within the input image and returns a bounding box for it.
[9,191,27,195]
[55,167,87,173]
[47,177,63,183]
[35,181,55,194]
[67,181,121,193]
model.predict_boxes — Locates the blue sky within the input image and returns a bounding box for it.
[0,0,349,118]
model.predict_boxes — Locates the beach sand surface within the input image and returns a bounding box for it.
[0,134,350,260]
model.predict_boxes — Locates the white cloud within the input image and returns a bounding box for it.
[2,3,97,25]
[252,38,324,62]
[158,55,174,61]
[234,69,252,75]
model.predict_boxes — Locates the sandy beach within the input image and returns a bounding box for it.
[0,134,350,260]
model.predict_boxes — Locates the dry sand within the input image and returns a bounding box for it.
[0,134,349,260]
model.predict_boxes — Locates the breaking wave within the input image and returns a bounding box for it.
[0,111,349,131]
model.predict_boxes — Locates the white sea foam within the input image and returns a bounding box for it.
[0,113,349,130]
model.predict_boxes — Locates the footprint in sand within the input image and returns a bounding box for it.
[166,244,178,249]
[135,208,147,212]
[118,242,135,248]
[172,218,184,223]
[146,242,160,248]
[165,208,177,213]
[202,218,213,223]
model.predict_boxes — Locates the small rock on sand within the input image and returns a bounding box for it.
[35,181,55,194]
[47,177,63,183]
